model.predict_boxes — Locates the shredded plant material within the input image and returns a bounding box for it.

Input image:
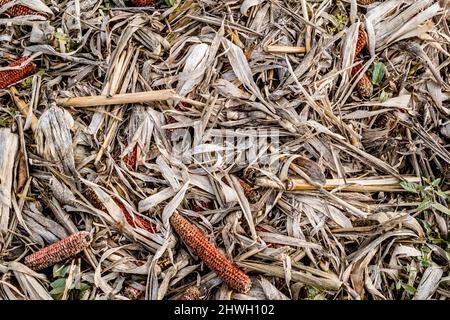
[0,0,449,300]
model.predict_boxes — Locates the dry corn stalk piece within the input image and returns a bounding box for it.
[24,231,91,271]
[129,0,154,7]
[170,212,252,293]
[0,0,45,16]
[0,57,36,90]
[352,64,373,98]
[0,128,19,233]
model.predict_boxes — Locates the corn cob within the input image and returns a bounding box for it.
[236,177,259,203]
[0,0,44,17]
[112,198,157,233]
[24,231,91,271]
[123,145,138,169]
[84,187,157,234]
[130,0,154,6]
[0,57,36,90]
[355,29,367,57]
[352,64,373,98]
[191,199,214,212]
[170,212,251,293]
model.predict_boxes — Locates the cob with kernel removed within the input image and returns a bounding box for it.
[130,0,154,6]
[0,0,44,17]
[352,63,373,98]
[0,57,36,90]
[170,212,251,293]
[24,231,91,271]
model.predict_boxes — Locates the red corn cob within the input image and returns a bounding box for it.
[175,286,202,300]
[130,0,154,6]
[84,187,157,234]
[123,145,138,169]
[170,212,251,293]
[0,0,44,17]
[236,177,259,203]
[191,199,214,212]
[113,198,157,234]
[24,231,91,271]
[355,29,367,57]
[352,64,373,98]
[84,187,107,212]
[0,57,36,90]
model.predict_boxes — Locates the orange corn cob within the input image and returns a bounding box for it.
[0,0,44,16]
[352,64,373,98]
[355,29,367,57]
[24,231,91,271]
[170,212,251,293]
[130,0,154,6]
[357,0,376,5]
[0,57,36,89]
[175,286,202,300]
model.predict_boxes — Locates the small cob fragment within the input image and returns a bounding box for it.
[123,281,146,300]
[0,57,36,90]
[174,286,203,300]
[24,231,91,271]
[352,64,373,98]
[123,145,138,169]
[236,177,259,203]
[355,29,367,57]
[170,212,251,293]
[130,0,154,6]
[0,0,45,17]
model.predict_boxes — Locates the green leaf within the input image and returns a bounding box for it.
[432,203,450,216]
[431,178,441,187]
[165,0,176,6]
[372,62,385,85]
[400,181,419,193]
[53,264,69,278]
[417,200,432,213]
[400,282,417,295]
[78,282,90,291]
[50,285,66,296]
[50,278,66,289]
[379,90,389,103]
[435,190,448,200]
